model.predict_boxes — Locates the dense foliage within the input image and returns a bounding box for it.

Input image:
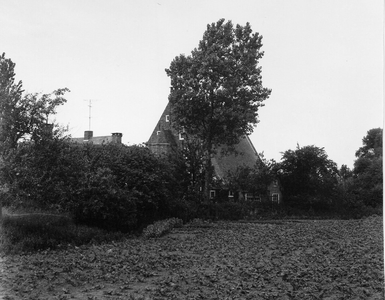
[224,154,275,201]
[166,19,271,199]
[0,53,69,218]
[2,129,381,229]
[0,214,125,254]
[0,53,69,151]
[273,136,383,217]
[276,145,339,213]
[337,128,383,216]
[2,139,184,231]
[352,128,383,208]
[1,137,81,211]
[0,52,23,151]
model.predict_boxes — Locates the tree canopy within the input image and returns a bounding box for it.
[277,145,339,211]
[0,53,69,151]
[352,128,382,208]
[355,128,382,159]
[224,154,275,201]
[165,19,271,198]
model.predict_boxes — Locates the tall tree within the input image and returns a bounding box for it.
[0,53,24,151]
[352,128,382,208]
[166,19,271,199]
[277,145,339,211]
[0,53,69,151]
[0,53,24,219]
[0,53,69,217]
[355,128,382,159]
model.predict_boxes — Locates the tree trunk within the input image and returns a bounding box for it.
[203,140,213,202]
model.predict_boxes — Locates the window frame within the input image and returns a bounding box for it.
[272,193,279,202]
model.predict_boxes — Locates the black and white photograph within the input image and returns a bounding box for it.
[0,0,383,299]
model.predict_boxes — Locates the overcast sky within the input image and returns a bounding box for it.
[1,0,383,168]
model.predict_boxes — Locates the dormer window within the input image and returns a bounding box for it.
[165,115,170,122]
[156,131,161,135]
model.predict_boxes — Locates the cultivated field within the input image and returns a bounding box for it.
[0,216,383,299]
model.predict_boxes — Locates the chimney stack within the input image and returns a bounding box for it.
[42,123,54,137]
[84,131,93,141]
[112,132,122,144]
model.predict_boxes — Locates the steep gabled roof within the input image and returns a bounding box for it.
[147,102,177,155]
[212,135,261,179]
[147,102,261,178]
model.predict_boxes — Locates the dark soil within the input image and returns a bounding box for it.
[0,216,383,299]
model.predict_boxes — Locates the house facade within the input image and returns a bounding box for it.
[147,102,282,203]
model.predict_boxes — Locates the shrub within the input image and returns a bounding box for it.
[142,218,183,239]
[162,197,199,222]
[72,144,180,230]
[186,218,213,228]
[2,140,186,232]
[0,214,126,254]
[197,202,248,220]
[73,167,138,232]
[1,138,84,211]
[339,196,382,219]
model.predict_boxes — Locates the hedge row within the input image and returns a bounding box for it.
[1,139,186,232]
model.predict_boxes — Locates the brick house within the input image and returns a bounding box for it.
[147,102,282,203]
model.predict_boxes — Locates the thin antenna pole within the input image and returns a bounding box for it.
[84,99,97,131]
[88,100,92,131]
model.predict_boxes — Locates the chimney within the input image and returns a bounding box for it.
[42,123,54,137]
[84,131,93,141]
[111,132,122,144]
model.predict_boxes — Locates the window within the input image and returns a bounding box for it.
[165,115,170,122]
[210,190,216,199]
[156,131,161,135]
[245,193,255,201]
[255,195,262,202]
[179,127,185,140]
[272,193,279,202]
[228,190,234,198]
